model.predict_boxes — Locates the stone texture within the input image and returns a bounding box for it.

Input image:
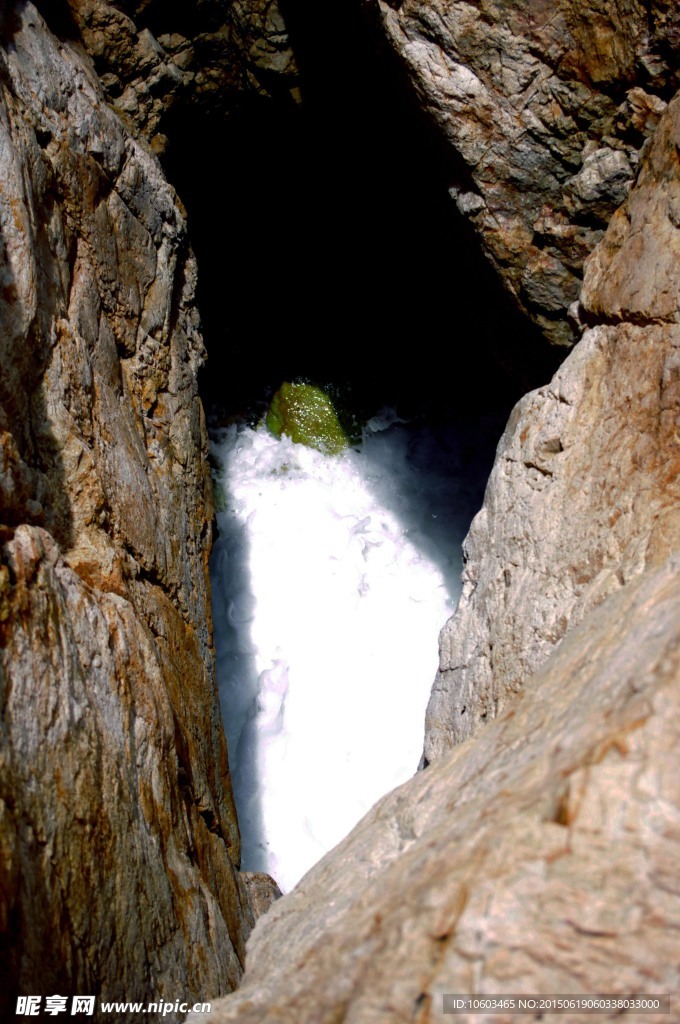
[0,4,252,1016]
[197,554,680,1023]
[374,0,680,345]
[581,90,680,324]
[3,1,679,1018]
[60,0,298,147]
[240,873,282,922]
[422,90,680,764]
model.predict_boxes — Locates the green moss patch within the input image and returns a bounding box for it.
[265,382,349,455]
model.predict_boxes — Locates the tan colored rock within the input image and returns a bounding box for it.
[0,4,252,1016]
[581,90,680,324]
[198,555,680,1023]
[240,873,282,922]
[375,0,679,345]
[423,90,680,764]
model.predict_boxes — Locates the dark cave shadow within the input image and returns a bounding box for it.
[1,0,80,49]
[31,0,81,42]
[0,0,27,48]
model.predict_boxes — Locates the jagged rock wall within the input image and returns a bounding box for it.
[199,79,680,1024]
[61,0,298,147]
[423,88,680,764]
[374,0,679,345]
[2,0,678,1019]
[0,3,253,1016]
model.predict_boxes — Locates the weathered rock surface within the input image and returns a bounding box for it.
[374,0,680,344]
[2,0,678,1018]
[58,0,298,148]
[0,4,252,1016]
[198,554,680,1023]
[240,873,282,923]
[423,88,680,764]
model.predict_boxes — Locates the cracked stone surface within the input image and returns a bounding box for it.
[0,4,254,1016]
[423,89,680,764]
[374,0,680,345]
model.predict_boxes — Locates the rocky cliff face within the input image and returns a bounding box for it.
[0,3,254,1015]
[2,0,678,1020]
[374,0,679,345]
[424,88,680,764]
[64,0,298,147]
[199,71,680,1024]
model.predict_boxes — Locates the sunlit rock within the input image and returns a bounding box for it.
[377,0,679,345]
[0,6,253,1015]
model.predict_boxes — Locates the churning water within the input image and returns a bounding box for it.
[210,410,481,892]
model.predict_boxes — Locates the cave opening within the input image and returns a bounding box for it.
[160,0,565,888]
[161,0,561,425]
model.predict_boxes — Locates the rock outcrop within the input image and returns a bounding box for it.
[58,0,298,149]
[423,88,680,764]
[199,81,680,1024]
[374,0,679,344]
[198,557,680,1023]
[0,4,253,1016]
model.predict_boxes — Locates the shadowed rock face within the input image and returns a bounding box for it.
[198,85,680,1024]
[54,0,298,147]
[374,0,680,345]
[0,4,254,1016]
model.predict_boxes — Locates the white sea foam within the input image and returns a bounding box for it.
[210,414,473,892]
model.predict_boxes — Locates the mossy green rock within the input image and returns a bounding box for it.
[266,383,349,455]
